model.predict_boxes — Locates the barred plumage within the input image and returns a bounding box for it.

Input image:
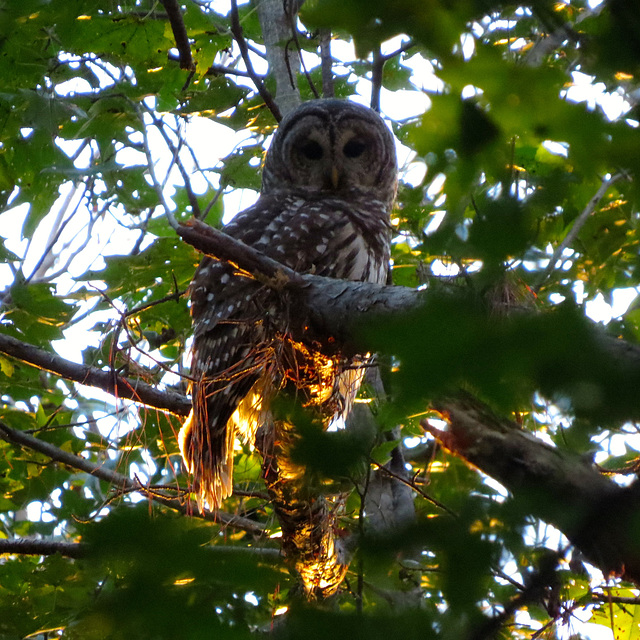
[179,99,398,509]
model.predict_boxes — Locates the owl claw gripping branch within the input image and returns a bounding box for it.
[179,99,398,511]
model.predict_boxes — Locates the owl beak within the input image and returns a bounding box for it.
[330,165,340,189]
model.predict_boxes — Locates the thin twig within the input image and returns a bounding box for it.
[147,109,202,218]
[535,172,625,289]
[24,180,88,284]
[166,53,261,79]
[229,0,282,122]
[370,458,456,516]
[289,29,319,99]
[470,550,564,640]
[122,286,185,319]
[204,62,256,78]
[131,100,181,229]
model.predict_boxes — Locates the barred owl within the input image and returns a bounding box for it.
[179,99,397,510]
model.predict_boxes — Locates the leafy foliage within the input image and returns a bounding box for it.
[1,0,640,639]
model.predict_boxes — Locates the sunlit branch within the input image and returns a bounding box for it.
[175,218,421,319]
[0,421,264,534]
[176,218,305,286]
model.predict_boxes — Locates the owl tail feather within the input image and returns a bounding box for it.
[178,409,235,512]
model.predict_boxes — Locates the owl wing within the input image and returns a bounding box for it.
[181,191,391,509]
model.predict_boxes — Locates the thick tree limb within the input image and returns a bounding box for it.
[176,219,640,422]
[424,395,640,586]
[175,219,422,341]
[0,332,191,416]
[0,421,264,535]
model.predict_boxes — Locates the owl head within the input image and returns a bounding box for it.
[261,99,398,207]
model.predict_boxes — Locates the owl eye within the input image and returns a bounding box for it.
[299,140,324,160]
[343,139,367,158]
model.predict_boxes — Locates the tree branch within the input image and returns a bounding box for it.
[0,538,86,558]
[176,218,640,424]
[175,218,421,342]
[0,332,191,416]
[230,0,282,121]
[160,0,195,71]
[535,172,625,288]
[319,29,334,98]
[254,0,302,116]
[0,421,264,535]
[0,537,280,559]
[424,395,640,586]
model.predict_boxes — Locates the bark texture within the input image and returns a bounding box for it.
[427,394,640,584]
